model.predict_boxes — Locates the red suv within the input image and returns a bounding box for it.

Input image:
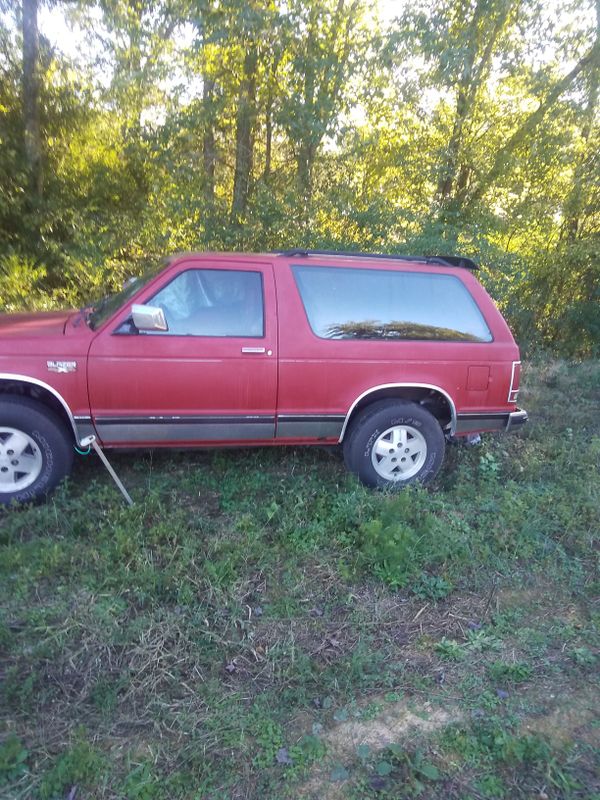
[0,250,526,504]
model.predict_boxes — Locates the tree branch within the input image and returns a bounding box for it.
[465,41,600,209]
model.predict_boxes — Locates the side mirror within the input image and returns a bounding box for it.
[131,304,168,332]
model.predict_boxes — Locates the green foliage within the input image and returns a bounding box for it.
[289,734,327,769]
[479,450,501,480]
[39,731,106,799]
[441,719,553,769]
[412,573,453,601]
[435,630,504,662]
[121,762,161,800]
[569,646,598,667]
[0,734,29,785]
[251,709,285,768]
[435,637,464,660]
[356,743,442,795]
[488,660,533,684]
[0,331,599,793]
[354,489,466,588]
[0,0,598,356]
[0,254,49,311]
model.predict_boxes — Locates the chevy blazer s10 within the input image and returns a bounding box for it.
[0,249,527,504]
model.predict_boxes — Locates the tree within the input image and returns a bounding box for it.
[463,40,600,212]
[231,45,258,220]
[282,0,369,205]
[22,0,42,199]
[562,0,600,240]
[434,0,517,207]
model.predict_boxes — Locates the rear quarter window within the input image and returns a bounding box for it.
[292,265,493,342]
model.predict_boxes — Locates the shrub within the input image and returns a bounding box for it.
[354,489,466,589]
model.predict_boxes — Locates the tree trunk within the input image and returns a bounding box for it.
[297,141,316,202]
[437,0,514,204]
[22,0,42,200]
[262,50,281,184]
[263,97,273,183]
[231,47,258,221]
[203,78,216,204]
[291,0,355,209]
[563,0,599,239]
[437,31,478,200]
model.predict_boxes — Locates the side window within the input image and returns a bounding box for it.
[292,265,492,343]
[148,269,264,337]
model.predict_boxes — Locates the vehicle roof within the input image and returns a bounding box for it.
[166,250,479,271]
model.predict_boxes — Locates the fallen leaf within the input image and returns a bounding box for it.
[333,708,349,722]
[276,747,293,765]
[420,762,440,780]
[357,744,370,760]
[330,765,349,782]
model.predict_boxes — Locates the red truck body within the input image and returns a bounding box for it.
[0,251,526,501]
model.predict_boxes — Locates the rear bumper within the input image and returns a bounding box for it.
[505,409,528,432]
[454,408,528,435]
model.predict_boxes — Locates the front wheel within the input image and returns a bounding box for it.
[343,400,445,489]
[0,396,74,505]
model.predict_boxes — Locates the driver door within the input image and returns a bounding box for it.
[87,258,278,445]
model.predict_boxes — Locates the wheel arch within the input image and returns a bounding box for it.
[339,383,457,442]
[0,374,78,442]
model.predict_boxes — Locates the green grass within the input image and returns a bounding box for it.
[1,358,599,799]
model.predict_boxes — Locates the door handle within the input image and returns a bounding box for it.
[241,347,266,354]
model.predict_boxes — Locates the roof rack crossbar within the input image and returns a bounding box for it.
[273,249,479,270]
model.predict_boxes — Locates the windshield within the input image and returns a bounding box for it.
[88,264,164,330]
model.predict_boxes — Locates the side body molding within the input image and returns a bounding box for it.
[339,382,458,441]
[0,373,80,441]
[0,375,459,446]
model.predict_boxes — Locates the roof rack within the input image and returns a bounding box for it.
[274,249,479,271]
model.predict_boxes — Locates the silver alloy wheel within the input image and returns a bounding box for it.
[370,424,427,481]
[0,427,43,493]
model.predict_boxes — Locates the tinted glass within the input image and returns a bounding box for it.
[292,265,492,342]
[149,269,264,337]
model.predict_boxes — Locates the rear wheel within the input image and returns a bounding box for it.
[0,396,73,505]
[343,400,445,488]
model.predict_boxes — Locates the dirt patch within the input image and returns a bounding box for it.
[297,696,459,799]
[495,586,550,610]
[321,699,457,760]
[522,683,600,748]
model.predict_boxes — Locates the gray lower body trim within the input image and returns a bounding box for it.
[89,413,347,444]
[80,410,528,444]
[94,415,275,443]
[455,408,528,435]
[74,415,95,442]
[276,415,345,439]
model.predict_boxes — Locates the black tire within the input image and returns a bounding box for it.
[0,396,74,506]
[343,400,445,489]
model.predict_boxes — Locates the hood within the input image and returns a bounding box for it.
[0,310,75,337]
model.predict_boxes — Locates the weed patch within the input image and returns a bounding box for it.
[0,359,599,798]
